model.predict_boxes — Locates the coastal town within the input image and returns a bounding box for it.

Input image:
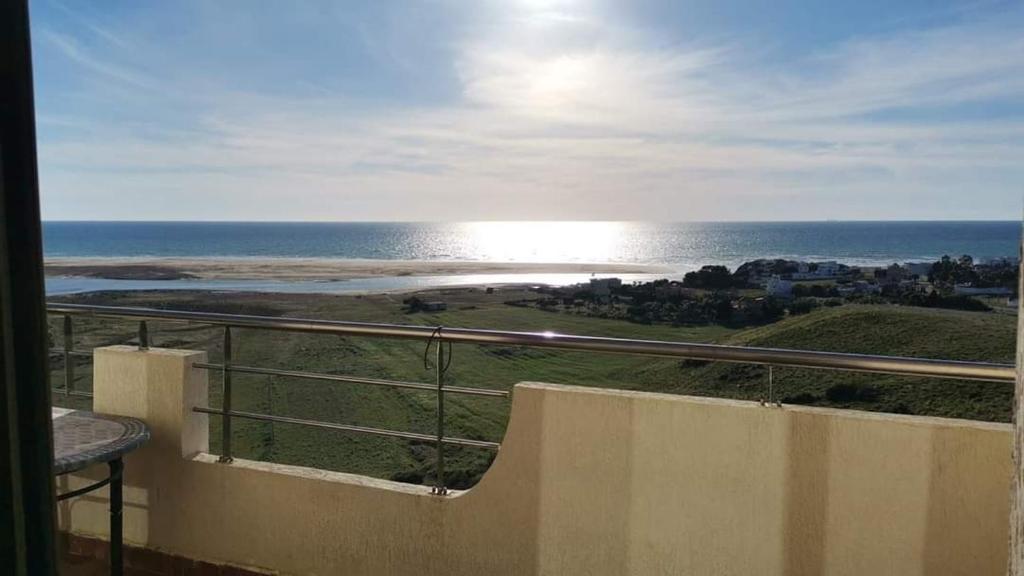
[505,255,1020,327]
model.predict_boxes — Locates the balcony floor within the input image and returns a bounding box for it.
[61,535,265,575]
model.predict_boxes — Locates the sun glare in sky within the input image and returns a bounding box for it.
[29,1,1024,221]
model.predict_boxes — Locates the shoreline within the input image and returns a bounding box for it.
[44,257,674,282]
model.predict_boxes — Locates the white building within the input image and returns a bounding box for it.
[853,281,881,295]
[589,278,622,302]
[765,275,793,298]
[817,261,841,277]
[791,260,843,280]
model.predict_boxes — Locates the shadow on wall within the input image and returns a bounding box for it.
[57,348,1013,576]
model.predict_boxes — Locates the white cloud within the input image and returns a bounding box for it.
[34,2,1024,220]
[40,29,155,92]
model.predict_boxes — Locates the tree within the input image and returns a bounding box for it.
[682,265,735,290]
[928,255,979,292]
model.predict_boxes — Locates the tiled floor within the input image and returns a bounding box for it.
[60,535,269,575]
[61,556,155,576]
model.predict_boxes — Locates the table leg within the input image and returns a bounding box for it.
[108,458,123,576]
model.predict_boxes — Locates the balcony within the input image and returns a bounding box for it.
[52,305,1014,575]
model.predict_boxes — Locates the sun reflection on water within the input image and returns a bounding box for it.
[457,221,632,263]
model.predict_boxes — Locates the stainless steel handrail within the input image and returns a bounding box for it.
[191,362,509,398]
[47,302,1016,383]
[46,301,1017,492]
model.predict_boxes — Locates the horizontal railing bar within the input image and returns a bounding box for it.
[50,389,94,398]
[191,406,500,450]
[48,348,93,357]
[47,303,1015,383]
[194,362,435,392]
[438,436,500,449]
[443,384,510,398]
[191,362,509,398]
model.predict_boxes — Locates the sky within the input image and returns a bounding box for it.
[29,0,1024,221]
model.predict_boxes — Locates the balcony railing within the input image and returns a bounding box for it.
[46,302,1015,493]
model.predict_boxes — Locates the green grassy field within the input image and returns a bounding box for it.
[47,288,1016,488]
[640,304,1016,422]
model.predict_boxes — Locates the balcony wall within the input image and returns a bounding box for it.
[59,345,1013,575]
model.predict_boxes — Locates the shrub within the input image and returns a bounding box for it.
[760,296,786,321]
[788,298,820,315]
[825,383,880,403]
[390,469,424,485]
[402,296,424,313]
[682,265,736,290]
[782,392,820,405]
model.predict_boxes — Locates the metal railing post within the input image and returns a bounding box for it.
[761,364,776,406]
[770,365,781,407]
[433,335,447,495]
[265,374,275,459]
[63,315,73,397]
[220,326,234,463]
[137,320,149,351]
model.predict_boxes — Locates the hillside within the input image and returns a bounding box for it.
[49,291,1016,489]
[636,305,1016,422]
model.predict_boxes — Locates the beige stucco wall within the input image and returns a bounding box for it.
[60,345,1013,575]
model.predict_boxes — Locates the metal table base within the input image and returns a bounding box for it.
[52,408,148,576]
[57,458,124,576]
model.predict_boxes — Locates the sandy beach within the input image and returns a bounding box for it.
[44,257,672,281]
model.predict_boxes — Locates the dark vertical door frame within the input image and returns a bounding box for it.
[0,0,59,574]
[1010,238,1024,575]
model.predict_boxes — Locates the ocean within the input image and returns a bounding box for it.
[43,221,1021,269]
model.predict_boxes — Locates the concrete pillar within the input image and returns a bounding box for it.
[60,346,208,543]
[93,345,208,458]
